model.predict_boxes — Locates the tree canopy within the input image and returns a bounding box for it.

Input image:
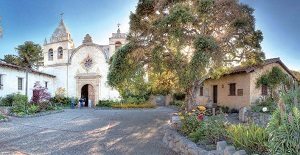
[2,41,43,69]
[108,0,264,108]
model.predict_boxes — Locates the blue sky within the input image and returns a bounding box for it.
[0,0,299,71]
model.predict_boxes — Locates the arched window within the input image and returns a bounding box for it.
[57,47,63,59]
[115,41,122,51]
[48,49,53,61]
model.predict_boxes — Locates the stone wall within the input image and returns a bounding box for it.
[163,126,247,155]
[239,107,271,126]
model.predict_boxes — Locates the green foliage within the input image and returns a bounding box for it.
[252,97,276,114]
[28,104,39,114]
[2,41,43,69]
[0,114,5,120]
[170,100,184,107]
[11,93,28,114]
[280,85,300,110]
[256,67,288,93]
[15,41,43,69]
[97,100,118,107]
[50,97,72,105]
[123,96,146,104]
[109,0,264,109]
[111,102,156,109]
[186,115,227,144]
[2,54,21,65]
[267,108,300,154]
[107,43,136,88]
[0,93,15,106]
[180,114,202,135]
[227,124,269,154]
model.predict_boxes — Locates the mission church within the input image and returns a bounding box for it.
[0,19,126,106]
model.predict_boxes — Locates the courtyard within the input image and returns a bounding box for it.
[0,107,177,155]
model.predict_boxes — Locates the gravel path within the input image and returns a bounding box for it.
[0,107,178,155]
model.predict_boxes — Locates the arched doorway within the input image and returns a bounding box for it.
[81,84,95,107]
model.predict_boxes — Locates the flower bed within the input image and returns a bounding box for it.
[10,109,64,118]
[163,125,247,155]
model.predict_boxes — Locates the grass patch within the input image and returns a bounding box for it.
[111,103,156,109]
[0,114,6,120]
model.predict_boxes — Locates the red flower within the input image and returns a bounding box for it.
[197,114,204,121]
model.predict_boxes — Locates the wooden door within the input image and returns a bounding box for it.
[88,85,95,106]
[213,85,218,104]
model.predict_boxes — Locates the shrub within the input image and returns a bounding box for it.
[11,93,28,114]
[31,82,51,104]
[0,94,15,106]
[173,92,186,101]
[204,116,227,144]
[38,101,53,111]
[267,108,300,154]
[188,116,227,144]
[227,124,269,154]
[170,100,184,107]
[122,96,146,104]
[0,114,5,120]
[28,104,39,114]
[97,100,116,107]
[50,96,71,105]
[180,114,202,135]
[111,103,156,109]
[252,97,276,114]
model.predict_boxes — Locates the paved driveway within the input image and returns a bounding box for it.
[0,107,178,155]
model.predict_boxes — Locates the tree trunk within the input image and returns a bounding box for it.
[185,82,198,111]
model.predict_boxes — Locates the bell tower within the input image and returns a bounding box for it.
[43,15,74,66]
[109,24,127,57]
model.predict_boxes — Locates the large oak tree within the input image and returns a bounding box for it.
[108,0,264,109]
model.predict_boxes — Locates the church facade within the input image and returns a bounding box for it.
[38,19,126,106]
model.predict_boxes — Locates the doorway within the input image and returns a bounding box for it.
[213,85,218,104]
[81,84,95,107]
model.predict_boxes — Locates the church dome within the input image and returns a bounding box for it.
[49,19,72,43]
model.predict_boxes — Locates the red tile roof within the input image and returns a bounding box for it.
[224,58,297,80]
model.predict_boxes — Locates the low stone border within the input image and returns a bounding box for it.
[10,109,64,118]
[163,126,247,155]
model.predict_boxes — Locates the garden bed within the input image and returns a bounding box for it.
[163,125,247,155]
[10,109,64,118]
[0,114,9,122]
[96,102,156,109]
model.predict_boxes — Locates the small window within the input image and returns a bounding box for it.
[18,77,23,90]
[262,85,268,96]
[45,81,48,88]
[57,47,63,59]
[200,86,204,96]
[0,75,3,89]
[48,49,53,61]
[229,83,236,96]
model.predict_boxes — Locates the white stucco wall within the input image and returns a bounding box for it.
[0,67,55,101]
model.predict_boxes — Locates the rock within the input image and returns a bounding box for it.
[233,150,247,155]
[224,146,236,155]
[208,150,222,155]
[197,149,209,155]
[216,141,227,151]
[239,107,249,122]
